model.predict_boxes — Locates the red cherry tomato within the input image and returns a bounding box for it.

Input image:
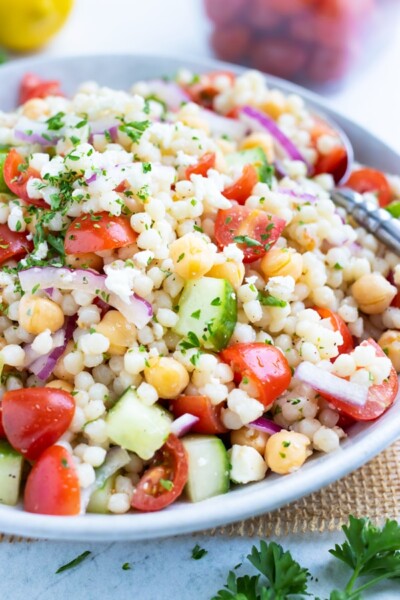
[214,206,285,263]
[267,0,317,15]
[0,224,33,265]
[204,0,245,25]
[223,164,259,205]
[210,24,251,63]
[221,342,292,408]
[0,404,5,438]
[319,339,399,421]
[248,0,285,29]
[24,445,80,516]
[19,73,63,105]
[3,149,45,207]
[170,396,227,435]
[186,152,216,179]
[315,307,354,356]
[131,434,188,512]
[345,168,392,208]
[250,38,309,79]
[314,146,348,184]
[2,388,75,461]
[64,212,137,254]
[184,71,235,108]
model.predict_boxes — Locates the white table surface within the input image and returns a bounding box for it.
[1,1,400,598]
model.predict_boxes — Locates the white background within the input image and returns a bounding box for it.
[1,0,400,598]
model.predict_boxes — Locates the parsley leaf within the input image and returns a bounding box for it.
[118,119,150,143]
[258,292,287,308]
[233,235,262,248]
[191,544,208,560]
[46,112,65,131]
[56,551,91,574]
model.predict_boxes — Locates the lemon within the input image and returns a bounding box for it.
[0,0,74,52]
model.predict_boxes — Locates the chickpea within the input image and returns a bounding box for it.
[169,233,214,280]
[22,98,50,119]
[180,116,210,134]
[144,357,189,399]
[352,273,396,315]
[231,427,269,455]
[378,330,400,372]
[206,260,245,290]
[95,310,137,356]
[260,248,303,281]
[240,132,275,163]
[265,430,311,475]
[19,295,64,335]
[46,379,74,393]
[53,341,75,383]
[65,253,103,271]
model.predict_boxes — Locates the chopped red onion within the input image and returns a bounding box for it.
[278,188,317,203]
[170,413,199,437]
[295,361,368,407]
[240,106,311,173]
[14,117,62,146]
[145,80,190,110]
[28,316,77,381]
[248,417,282,435]
[18,267,153,328]
[200,108,247,141]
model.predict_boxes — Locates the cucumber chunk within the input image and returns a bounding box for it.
[226,147,273,185]
[0,440,24,506]
[0,152,9,194]
[106,387,172,460]
[182,435,230,503]
[87,473,118,514]
[174,277,237,352]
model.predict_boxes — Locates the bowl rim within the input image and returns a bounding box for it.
[0,52,399,541]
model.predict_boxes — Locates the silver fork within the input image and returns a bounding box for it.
[331,188,400,256]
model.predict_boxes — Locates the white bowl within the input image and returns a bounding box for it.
[0,53,399,541]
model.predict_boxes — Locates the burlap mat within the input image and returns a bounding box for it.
[1,440,400,543]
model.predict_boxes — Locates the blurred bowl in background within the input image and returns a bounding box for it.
[205,0,400,89]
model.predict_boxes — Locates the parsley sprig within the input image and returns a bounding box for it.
[212,517,400,600]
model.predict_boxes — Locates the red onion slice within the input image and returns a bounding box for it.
[18,267,153,329]
[27,316,77,381]
[200,108,247,141]
[14,117,62,146]
[145,80,190,110]
[247,417,282,435]
[170,413,199,437]
[295,361,368,407]
[240,106,311,173]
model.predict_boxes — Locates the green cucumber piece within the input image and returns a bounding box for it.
[182,435,230,503]
[0,152,9,194]
[87,472,118,514]
[0,440,24,506]
[174,277,237,352]
[226,147,273,185]
[106,387,172,460]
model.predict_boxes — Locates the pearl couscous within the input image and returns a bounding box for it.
[0,69,398,516]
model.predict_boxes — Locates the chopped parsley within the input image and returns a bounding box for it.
[46,112,65,131]
[258,292,287,308]
[122,562,131,571]
[118,118,150,143]
[191,309,201,320]
[191,544,208,560]
[56,551,91,574]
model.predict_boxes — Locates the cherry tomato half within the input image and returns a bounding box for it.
[221,342,292,408]
[64,212,137,255]
[3,149,45,206]
[320,339,398,421]
[0,404,5,438]
[314,146,348,184]
[184,71,235,108]
[24,445,80,516]
[315,307,354,356]
[186,152,216,179]
[131,434,188,512]
[0,224,33,265]
[222,164,259,205]
[19,73,63,105]
[345,168,392,208]
[2,387,75,461]
[170,396,227,435]
[214,206,286,263]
